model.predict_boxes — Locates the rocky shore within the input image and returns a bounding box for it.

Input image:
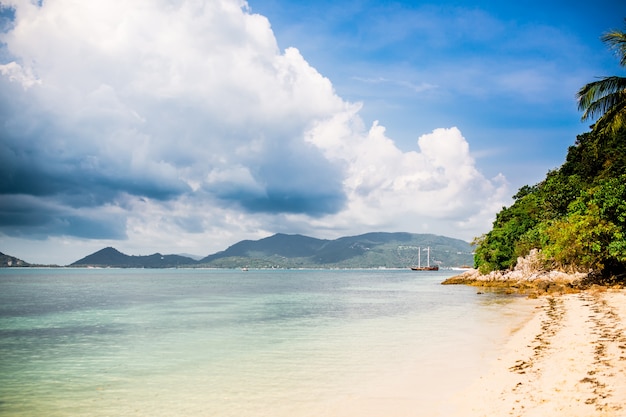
[442,250,624,295]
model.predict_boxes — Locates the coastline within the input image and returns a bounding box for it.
[442,250,624,295]
[444,288,626,417]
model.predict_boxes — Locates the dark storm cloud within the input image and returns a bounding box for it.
[0,78,190,201]
[212,138,347,215]
[236,189,346,215]
[0,61,346,239]
[0,78,190,238]
[0,195,127,239]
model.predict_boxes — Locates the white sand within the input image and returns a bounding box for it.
[448,290,626,417]
[311,290,626,417]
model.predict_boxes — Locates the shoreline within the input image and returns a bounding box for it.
[441,267,591,296]
[446,289,626,416]
[442,250,625,295]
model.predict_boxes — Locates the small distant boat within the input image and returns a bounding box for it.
[450,265,473,271]
[411,265,439,271]
[410,246,439,271]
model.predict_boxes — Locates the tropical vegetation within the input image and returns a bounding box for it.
[474,23,626,279]
[577,23,626,135]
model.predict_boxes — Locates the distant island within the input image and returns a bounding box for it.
[1,252,31,267]
[1,232,474,269]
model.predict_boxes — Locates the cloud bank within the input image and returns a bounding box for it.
[0,0,508,263]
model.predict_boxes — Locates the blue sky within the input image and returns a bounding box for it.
[0,0,624,264]
[251,0,624,182]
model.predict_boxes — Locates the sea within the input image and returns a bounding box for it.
[0,268,537,417]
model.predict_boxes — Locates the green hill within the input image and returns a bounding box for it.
[70,247,198,268]
[68,233,474,268]
[198,232,473,268]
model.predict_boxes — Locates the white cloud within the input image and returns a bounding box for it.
[0,61,40,88]
[352,76,438,94]
[305,114,508,237]
[0,0,509,264]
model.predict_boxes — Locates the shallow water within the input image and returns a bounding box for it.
[0,268,536,416]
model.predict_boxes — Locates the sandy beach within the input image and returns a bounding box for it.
[448,290,626,417]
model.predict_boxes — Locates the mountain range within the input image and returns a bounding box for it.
[66,232,473,268]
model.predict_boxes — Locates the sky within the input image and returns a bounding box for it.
[0,0,624,265]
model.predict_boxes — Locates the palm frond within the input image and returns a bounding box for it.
[577,76,626,118]
[591,99,626,135]
[601,28,626,67]
[580,89,626,121]
[576,24,626,135]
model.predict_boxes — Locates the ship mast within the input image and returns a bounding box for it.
[417,247,421,268]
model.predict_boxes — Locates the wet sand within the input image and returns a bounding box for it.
[449,290,626,416]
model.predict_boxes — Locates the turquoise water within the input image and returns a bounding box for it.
[0,268,535,416]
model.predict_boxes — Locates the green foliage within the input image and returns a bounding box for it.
[542,177,626,271]
[542,211,617,271]
[474,127,626,276]
[473,188,548,272]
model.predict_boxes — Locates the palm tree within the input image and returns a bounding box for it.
[577,23,626,135]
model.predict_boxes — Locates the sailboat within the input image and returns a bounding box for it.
[410,246,439,271]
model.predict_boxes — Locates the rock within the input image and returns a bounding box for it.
[441,249,589,295]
